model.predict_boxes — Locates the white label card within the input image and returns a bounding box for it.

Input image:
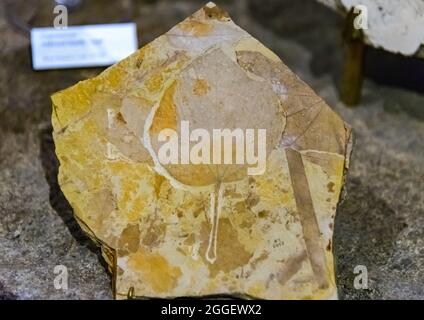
[31,23,138,70]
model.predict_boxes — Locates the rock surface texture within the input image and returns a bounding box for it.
[51,3,352,299]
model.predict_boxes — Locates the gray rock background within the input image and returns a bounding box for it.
[0,0,423,299]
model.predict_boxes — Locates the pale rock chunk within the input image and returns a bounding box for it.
[51,2,352,299]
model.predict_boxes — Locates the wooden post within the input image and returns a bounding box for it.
[340,8,365,106]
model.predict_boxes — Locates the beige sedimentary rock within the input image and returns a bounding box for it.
[52,2,352,299]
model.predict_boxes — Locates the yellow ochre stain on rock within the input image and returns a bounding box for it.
[154,174,166,197]
[193,78,210,96]
[150,82,178,134]
[178,20,212,37]
[203,5,230,20]
[145,73,164,93]
[107,162,154,222]
[178,20,213,36]
[200,218,253,278]
[128,250,182,293]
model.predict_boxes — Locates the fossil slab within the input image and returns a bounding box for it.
[51,2,352,299]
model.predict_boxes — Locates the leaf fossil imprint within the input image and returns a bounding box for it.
[51,2,352,299]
